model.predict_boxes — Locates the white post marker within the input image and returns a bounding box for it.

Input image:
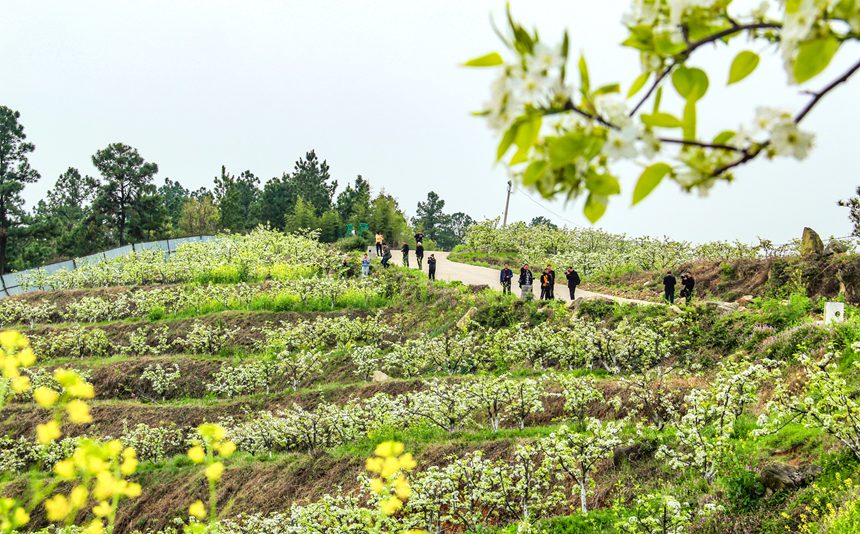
[824,302,845,325]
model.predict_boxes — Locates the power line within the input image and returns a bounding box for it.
[514,184,581,227]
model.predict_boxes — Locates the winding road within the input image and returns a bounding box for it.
[386,249,654,306]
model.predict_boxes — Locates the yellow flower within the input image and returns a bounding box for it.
[380,457,400,478]
[216,440,236,458]
[84,519,105,534]
[67,399,93,424]
[37,420,61,444]
[17,347,36,366]
[44,494,71,522]
[189,500,207,519]
[67,381,95,399]
[392,475,411,500]
[379,496,403,516]
[198,423,226,442]
[123,481,142,498]
[92,500,112,518]
[398,453,417,471]
[0,331,24,350]
[53,369,79,387]
[120,456,138,476]
[70,485,89,508]
[54,459,76,480]
[2,357,20,379]
[11,375,30,393]
[205,461,225,482]
[33,387,59,408]
[93,471,118,501]
[187,445,205,464]
[12,506,29,527]
[374,441,404,458]
[369,477,385,494]
[105,440,123,457]
[365,457,383,474]
[122,447,137,460]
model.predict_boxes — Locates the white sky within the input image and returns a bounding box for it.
[2,0,858,244]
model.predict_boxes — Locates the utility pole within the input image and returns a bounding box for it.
[502,180,512,227]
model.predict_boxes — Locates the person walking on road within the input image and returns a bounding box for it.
[381,244,391,268]
[415,242,424,270]
[361,253,370,277]
[663,270,677,304]
[375,232,384,256]
[427,254,437,280]
[546,265,556,299]
[499,262,513,295]
[518,263,534,300]
[565,267,581,300]
[540,267,553,300]
[401,242,410,267]
[680,272,695,304]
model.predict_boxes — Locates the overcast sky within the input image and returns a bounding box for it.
[2,0,858,244]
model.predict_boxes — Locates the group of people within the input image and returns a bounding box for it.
[500,263,581,301]
[364,231,436,280]
[662,270,695,304]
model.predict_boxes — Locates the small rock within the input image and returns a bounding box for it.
[668,305,683,314]
[760,462,821,496]
[371,371,391,382]
[468,284,489,293]
[801,227,824,257]
[704,301,740,313]
[735,295,755,306]
[456,307,478,330]
[824,240,849,256]
[613,441,657,467]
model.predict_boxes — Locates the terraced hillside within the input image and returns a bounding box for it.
[2,229,860,533]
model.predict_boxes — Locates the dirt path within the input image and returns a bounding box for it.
[383,249,655,306]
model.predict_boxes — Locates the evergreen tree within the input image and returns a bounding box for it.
[369,193,408,245]
[529,216,558,229]
[412,191,450,242]
[336,175,371,223]
[90,143,161,245]
[285,151,336,216]
[0,106,40,273]
[158,178,190,231]
[42,167,100,258]
[839,187,860,238]
[214,166,261,232]
[284,197,318,234]
[178,194,220,236]
[260,174,293,230]
[318,210,343,242]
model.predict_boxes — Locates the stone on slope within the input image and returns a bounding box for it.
[801,227,824,257]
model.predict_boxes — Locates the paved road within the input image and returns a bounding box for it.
[377,249,653,306]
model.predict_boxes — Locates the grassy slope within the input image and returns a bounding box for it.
[2,267,860,533]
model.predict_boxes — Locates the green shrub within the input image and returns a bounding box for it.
[724,464,766,513]
[335,235,370,252]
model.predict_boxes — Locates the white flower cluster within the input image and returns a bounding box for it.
[31,325,111,359]
[205,361,271,398]
[121,325,171,357]
[179,321,240,355]
[617,491,723,533]
[140,363,181,400]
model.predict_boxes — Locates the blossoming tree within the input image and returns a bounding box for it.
[467,1,860,221]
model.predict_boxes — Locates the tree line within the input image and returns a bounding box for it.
[0,105,474,273]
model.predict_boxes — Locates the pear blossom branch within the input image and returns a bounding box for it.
[629,21,783,116]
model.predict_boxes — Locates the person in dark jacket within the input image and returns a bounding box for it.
[663,271,677,304]
[540,267,553,300]
[414,231,425,245]
[415,242,424,270]
[499,263,513,295]
[546,265,556,299]
[680,272,695,304]
[427,254,436,280]
[565,267,581,300]
[381,245,391,268]
[518,263,534,300]
[401,242,410,267]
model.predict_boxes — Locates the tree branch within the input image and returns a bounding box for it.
[658,137,745,153]
[629,22,782,116]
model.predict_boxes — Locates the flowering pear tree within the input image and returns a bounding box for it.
[540,418,625,513]
[467,2,860,220]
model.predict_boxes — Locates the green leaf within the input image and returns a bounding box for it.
[522,160,549,187]
[728,51,760,85]
[509,115,542,165]
[713,130,736,145]
[583,193,608,223]
[641,112,683,128]
[496,123,519,162]
[579,54,591,95]
[593,83,621,96]
[585,173,621,196]
[652,87,663,113]
[682,99,697,141]
[463,52,504,67]
[793,36,841,84]
[627,71,650,99]
[672,66,709,101]
[632,163,672,206]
